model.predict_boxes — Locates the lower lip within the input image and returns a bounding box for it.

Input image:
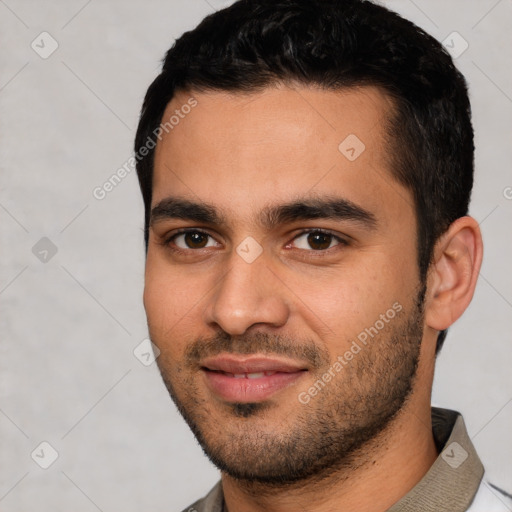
[202,370,306,402]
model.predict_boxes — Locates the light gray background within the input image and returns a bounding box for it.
[1,1,511,510]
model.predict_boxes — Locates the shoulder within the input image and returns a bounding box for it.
[466,477,512,512]
[179,481,224,512]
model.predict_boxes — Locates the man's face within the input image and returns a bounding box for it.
[144,85,425,482]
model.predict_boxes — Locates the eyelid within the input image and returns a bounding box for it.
[286,228,349,251]
[160,228,221,249]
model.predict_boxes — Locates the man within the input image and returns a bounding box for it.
[133,1,503,510]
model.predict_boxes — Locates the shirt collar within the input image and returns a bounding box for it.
[188,407,483,512]
[388,407,483,511]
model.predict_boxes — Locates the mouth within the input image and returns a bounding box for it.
[200,355,309,403]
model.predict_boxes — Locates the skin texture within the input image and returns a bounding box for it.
[143,84,483,512]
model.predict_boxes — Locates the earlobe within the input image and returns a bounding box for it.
[425,216,483,331]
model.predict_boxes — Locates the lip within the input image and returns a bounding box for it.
[201,355,308,374]
[201,354,308,403]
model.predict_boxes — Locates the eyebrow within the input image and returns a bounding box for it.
[150,196,377,230]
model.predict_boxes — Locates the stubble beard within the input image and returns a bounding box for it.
[153,288,425,488]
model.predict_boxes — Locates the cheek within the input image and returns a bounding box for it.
[143,254,216,351]
[143,262,191,345]
[297,259,414,354]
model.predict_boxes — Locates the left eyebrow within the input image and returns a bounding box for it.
[149,195,377,231]
[259,196,378,231]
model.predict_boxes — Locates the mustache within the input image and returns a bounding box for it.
[184,330,329,369]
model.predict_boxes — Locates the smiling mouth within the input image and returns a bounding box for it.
[200,354,309,402]
[206,370,290,379]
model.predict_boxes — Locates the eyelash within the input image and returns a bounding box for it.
[160,228,348,256]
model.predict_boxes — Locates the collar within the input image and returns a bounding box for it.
[185,407,483,512]
[388,407,483,511]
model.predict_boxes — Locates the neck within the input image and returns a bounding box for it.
[221,400,438,512]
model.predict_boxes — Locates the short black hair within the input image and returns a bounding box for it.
[134,0,474,353]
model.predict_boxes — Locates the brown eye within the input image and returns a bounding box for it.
[290,230,345,252]
[307,232,333,250]
[171,230,218,250]
[184,231,208,248]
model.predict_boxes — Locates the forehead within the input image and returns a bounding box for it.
[152,84,413,226]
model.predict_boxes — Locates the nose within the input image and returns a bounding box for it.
[202,250,290,336]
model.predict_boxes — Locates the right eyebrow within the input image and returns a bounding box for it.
[150,197,226,227]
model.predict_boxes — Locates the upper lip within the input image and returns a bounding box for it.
[201,354,308,374]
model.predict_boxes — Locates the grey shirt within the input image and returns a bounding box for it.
[182,408,484,512]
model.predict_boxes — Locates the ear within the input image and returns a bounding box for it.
[425,216,483,331]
